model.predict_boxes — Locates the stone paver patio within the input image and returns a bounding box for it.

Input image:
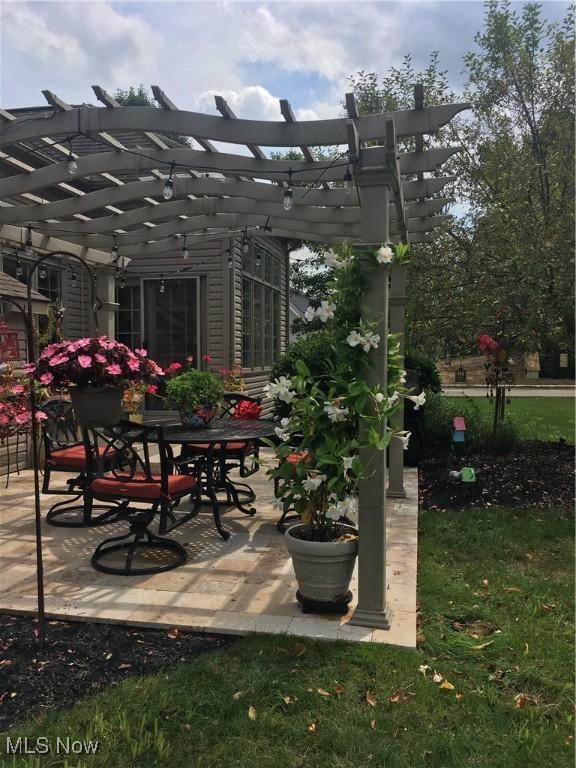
[0,455,418,646]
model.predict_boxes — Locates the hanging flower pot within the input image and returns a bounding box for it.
[70,386,123,427]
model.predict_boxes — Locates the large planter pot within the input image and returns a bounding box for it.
[70,387,123,428]
[179,404,217,430]
[285,523,358,613]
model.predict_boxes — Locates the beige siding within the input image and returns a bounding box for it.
[0,433,30,479]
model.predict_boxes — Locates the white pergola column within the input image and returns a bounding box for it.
[95,270,117,338]
[350,147,393,630]
[387,264,407,498]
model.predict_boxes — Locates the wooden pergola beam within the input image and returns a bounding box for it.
[215,95,267,161]
[152,85,217,153]
[279,99,330,190]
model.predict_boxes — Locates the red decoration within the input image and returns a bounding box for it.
[232,400,261,420]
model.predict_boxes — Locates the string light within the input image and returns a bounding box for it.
[343,166,353,195]
[16,255,22,277]
[67,139,78,175]
[159,275,166,294]
[111,235,119,260]
[182,235,189,260]
[70,270,77,288]
[162,163,175,200]
[282,169,294,212]
[227,251,233,269]
[39,264,47,280]
[24,225,34,256]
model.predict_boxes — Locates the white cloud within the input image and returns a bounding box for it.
[193,85,283,121]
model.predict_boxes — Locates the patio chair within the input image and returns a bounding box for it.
[86,420,200,575]
[42,398,119,528]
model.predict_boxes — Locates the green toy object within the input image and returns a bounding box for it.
[460,467,476,483]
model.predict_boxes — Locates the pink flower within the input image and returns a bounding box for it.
[35,411,48,422]
[146,384,158,395]
[15,412,29,425]
[127,357,141,371]
[10,384,24,395]
[135,348,148,358]
[105,364,122,376]
[0,414,9,425]
[22,363,36,374]
[48,354,69,367]
[39,372,54,385]
[78,355,92,369]
[202,354,212,363]
[186,355,194,363]
[95,354,107,364]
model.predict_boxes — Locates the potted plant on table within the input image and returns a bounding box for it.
[31,337,163,427]
[165,368,225,429]
[265,243,421,612]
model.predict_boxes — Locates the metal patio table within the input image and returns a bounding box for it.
[144,416,277,540]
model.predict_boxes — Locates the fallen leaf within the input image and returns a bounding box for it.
[294,642,306,657]
[248,706,257,720]
[181,723,191,732]
[233,690,248,701]
[432,673,444,684]
[418,664,431,676]
[439,681,455,691]
[167,627,180,640]
[366,690,377,707]
[282,695,297,705]
[455,693,463,701]
[370,719,377,731]
[317,688,331,697]
[472,641,493,650]
[416,632,426,644]
[333,682,346,695]
[388,689,415,704]
[308,722,317,734]
[104,652,112,660]
[514,693,537,709]
[524,642,529,655]
[117,663,132,670]
[482,579,489,587]
[503,587,521,593]
[540,603,556,613]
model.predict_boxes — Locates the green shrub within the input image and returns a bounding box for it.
[165,370,224,412]
[405,348,441,393]
[423,392,520,454]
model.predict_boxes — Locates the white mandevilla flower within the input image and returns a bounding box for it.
[274,416,292,442]
[397,430,411,450]
[264,376,296,404]
[387,391,400,408]
[316,300,336,323]
[406,392,426,411]
[302,474,327,492]
[340,496,357,518]
[304,306,317,322]
[324,401,350,422]
[376,245,394,264]
[347,330,363,348]
[326,503,340,521]
[324,251,341,268]
[399,369,407,384]
[361,331,380,353]
[374,391,385,403]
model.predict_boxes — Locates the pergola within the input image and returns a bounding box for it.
[0,85,468,629]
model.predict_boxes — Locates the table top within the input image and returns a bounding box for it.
[143,416,277,445]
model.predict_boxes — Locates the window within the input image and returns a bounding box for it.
[242,245,282,369]
[116,284,141,350]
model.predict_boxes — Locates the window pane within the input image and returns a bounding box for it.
[243,247,252,275]
[253,248,263,279]
[272,257,280,287]
[253,283,263,366]
[272,290,280,361]
[264,251,272,283]
[38,266,62,303]
[242,277,252,368]
[264,288,272,366]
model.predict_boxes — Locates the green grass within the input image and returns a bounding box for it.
[2,506,574,768]
[444,396,575,444]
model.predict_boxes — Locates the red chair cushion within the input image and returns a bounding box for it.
[285,450,311,465]
[48,445,87,469]
[91,472,197,501]
[186,441,252,452]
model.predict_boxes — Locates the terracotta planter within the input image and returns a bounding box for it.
[285,523,358,612]
[179,404,217,430]
[70,387,123,428]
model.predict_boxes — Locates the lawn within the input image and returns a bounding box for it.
[444,396,575,444]
[3,506,573,768]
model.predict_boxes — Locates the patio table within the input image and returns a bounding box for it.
[143,416,277,540]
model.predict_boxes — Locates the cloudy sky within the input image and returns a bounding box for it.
[0,1,569,119]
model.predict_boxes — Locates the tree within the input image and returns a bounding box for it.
[114,85,190,146]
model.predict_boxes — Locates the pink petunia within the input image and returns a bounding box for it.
[0,414,9,425]
[10,384,25,395]
[48,354,69,367]
[39,372,54,385]
[105,364,122,376]
[146,384,158,395]
[95,354,107,364]
[78,355,93,369]
[135,348,148,358]
[14,412,29,425]
[35,411,48,422]
[22,363,36,374]
[202,354,212,363]
[186,355,194,362]
[127,357,141,371]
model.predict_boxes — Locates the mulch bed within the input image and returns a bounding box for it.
[419,440,575,510]
[0,615,234,731]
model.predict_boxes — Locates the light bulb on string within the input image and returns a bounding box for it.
[16,256,23,277]
[39,264,47,280]
[162,163,175,200]
[120,271,127,288]
[182,235,189,260]
[227,252,233,269]
[282,169,294,212]
[159,276,166,294]
[67,140,78,175]
[70,270,77,288]
[25,226,34,256]
[111,236,119,261]
[343,166,353,195]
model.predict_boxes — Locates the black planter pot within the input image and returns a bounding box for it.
[70,387,123,427]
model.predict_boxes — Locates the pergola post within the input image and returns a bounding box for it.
[95,270,117,339]
[387,263,407,497]
[350,146,393,630]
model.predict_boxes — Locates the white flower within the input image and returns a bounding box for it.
[274,417,292,442]
[347,330,363,348]
[361,332,380,353]
[304,306,317,322]
[324,251,341,268]
[340,496,357,517]
[374,392,385,403]
[508,356,514,364]
[264,376,296,404]
[376,245,394,264]
[326,503,340,520]
[302,474,327,492]
[432,672,444,684]
[396,430,411,450]
[280,417,290,428]
[342,456,355,471]
[406,392,426,411]
[418,664,431,676]
[399,369,407,384]
[387,391,400,408]
[323,401,350,422]
[316,301,336,323]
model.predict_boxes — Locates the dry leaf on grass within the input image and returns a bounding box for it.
[455,693,464,701]
[233,690,249,701]
[540,603,556,613]
[439,681,455,691]
[248,705,257,720]
[432,673,444,684]
[365,690,377,707]
[294,642,307,657]
[416,632,426,644]
[317,688,331,697]
[503,587,521,593]
[514,693,538,709]
[472,641,493,650]
[167,627,180,640]
[333,683,346,695]
[282,695,297,705]
[370,719,377,731]
[388,690,415,704]
[117,662,132,670]
[524,642,529,655]
[308,722,317,734]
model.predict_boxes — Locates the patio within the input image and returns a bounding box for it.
[0,453,418,647]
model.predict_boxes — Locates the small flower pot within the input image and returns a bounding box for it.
[285,523,358,613]
[70,387,123,428]
[179,405,217,430]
